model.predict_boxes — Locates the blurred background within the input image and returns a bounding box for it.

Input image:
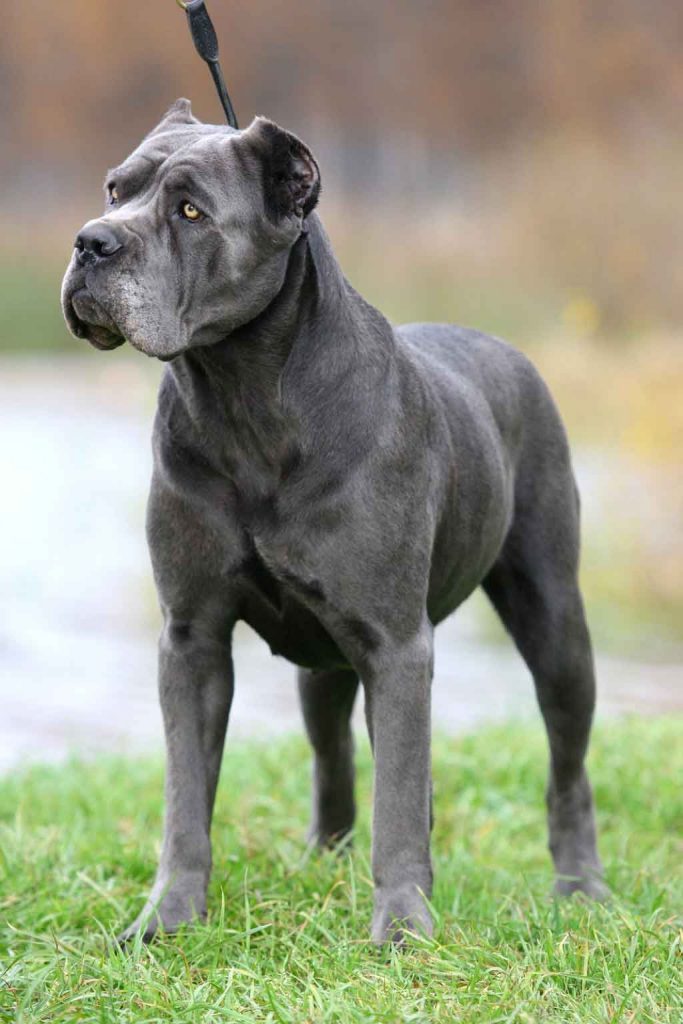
[1,0,681,769]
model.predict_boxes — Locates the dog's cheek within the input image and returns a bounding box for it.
[113,277,188,358]
[103,277,151,347]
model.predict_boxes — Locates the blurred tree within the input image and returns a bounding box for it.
[2,0,680,330]
[3,0,680,184]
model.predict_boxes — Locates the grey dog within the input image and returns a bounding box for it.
[61,99,606,944]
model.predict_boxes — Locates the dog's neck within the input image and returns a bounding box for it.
[164,216,396,510]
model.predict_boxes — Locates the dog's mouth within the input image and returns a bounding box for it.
[66,286,126,351]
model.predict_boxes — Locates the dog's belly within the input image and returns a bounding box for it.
[427,488,513,624]
[423,428,516,618]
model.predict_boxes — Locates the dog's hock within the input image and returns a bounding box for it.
[245,116,321,221]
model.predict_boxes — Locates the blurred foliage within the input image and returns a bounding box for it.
[532,337,683,654]
[3,1,681,173]
[0,261,70,352]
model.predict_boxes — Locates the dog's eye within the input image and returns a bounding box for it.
[107,184,119,204]
[180,201,203,222]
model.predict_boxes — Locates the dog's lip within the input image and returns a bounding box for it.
[87,332,126,352]
[68,286,126,350]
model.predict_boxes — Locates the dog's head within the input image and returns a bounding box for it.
[61,100,320,360]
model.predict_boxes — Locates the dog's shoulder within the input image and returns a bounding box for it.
[394,321,564,451]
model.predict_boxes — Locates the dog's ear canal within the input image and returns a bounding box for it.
[246,117,321,221]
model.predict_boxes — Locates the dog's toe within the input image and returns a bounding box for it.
[553,870,610,902]
[115,918,161,949]
[371,885,433,946]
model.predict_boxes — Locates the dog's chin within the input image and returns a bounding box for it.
[67,287,126,352]
[126,335,179,362]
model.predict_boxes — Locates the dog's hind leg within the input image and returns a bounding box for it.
[482,473,607,899]
[298,667,360,847]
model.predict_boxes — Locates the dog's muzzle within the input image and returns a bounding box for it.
[62,220,128,351]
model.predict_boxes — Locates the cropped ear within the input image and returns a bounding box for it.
[152,98,198,132]
[245,117,321,220]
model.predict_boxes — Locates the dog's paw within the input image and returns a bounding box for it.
[116,915,160,947]
[553,866,610,902]
[371,885,433,946]
[116,880,207,947]
[308,823,354,854]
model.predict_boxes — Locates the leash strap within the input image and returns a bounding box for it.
[177,0,239,128]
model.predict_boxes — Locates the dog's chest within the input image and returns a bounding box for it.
[237,533,347,671]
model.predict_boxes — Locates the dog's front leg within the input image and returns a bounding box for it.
[364,626,434,944]
[118,620,234,943]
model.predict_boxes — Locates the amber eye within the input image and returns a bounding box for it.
[107,184,119,204]
[180,201,202,222]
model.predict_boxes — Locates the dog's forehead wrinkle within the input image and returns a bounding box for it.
[156,140,254,209]
[124,134,233,189]
[106,154,159,197]
[143,121,235,156]
[120,131,202,178]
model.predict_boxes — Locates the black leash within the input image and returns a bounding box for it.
[176,0,239,128]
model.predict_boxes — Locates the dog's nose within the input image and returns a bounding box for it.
[74,223,124,265]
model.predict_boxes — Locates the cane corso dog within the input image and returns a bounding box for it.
[61,99,606,944]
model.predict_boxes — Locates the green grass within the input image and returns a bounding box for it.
[1,720,681,1023]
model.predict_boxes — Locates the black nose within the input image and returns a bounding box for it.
[75,223,124,265]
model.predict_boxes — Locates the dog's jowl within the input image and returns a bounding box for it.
[62,99,606,945]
